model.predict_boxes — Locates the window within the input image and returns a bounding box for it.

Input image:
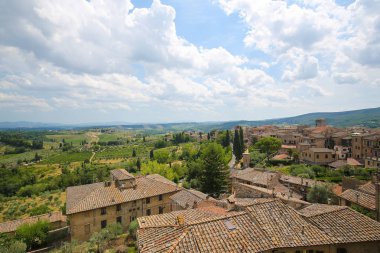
[158,194,163,201]
[101,207,107,215]
[84,224,90,234]
[116,216,122,224]
[146,197,151,204]
[316,251,324,253]
[101,220,107,229]
[116,204,122,212]
[159,206,164,214]
[325,154,328,158]
[146,209,151,216]
[337,248,347,253]
[307,250,314,253]
[133,200,137,206]
[130,216,136,222]
[316,154,319,159]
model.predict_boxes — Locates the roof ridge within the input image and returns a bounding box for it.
[144,175,179,189]
[166,228,190,253]
[298,205,348,217]
[187,211,246,226]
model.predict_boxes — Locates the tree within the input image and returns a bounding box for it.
[15,220,50,251]
[149,149,154,160]
[128,220,139,240]
[89,223,123,253]
[254,136,282,161]
[136,158,141,170]
[307,185,332,204]
[132,148,136,157]
[233,128,242,161]
[239,127,244,152]
[199,143,230,196]
[0,240,26,253]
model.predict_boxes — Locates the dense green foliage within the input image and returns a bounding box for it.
[198,143,230,196]
[15,220,50,250]
[255,137,282,161]
[306,185,332,204]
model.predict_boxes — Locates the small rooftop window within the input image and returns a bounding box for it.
[225,219,236,231]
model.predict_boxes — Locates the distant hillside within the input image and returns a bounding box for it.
[1,107,379,131]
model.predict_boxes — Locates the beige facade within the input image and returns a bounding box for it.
[301,148,336,165]
[69,192,174,241]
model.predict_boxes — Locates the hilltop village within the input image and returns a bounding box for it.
[0,119,380,252]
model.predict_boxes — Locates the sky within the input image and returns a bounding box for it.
[0,0,379,124]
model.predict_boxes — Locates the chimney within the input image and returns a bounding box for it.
[356,192,360,203]
[177,215,185,226]
[227,194,236,211]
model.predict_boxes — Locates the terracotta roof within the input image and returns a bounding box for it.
[246,199,333,248]
[137,212,273,253]
[137,199,380,253]
[66,175,179,215]
[280,175,321,187]
[138,209,218,229]
[309,148,334,153]
[358,181,376,195]
[110,169,134,181]
[170,189,209,209]
[231,168,277,187]
[297,204,346,217]
[146,174,178,187]
[281,145,296,149]
[347,158,362,166]
[0,212,66,233]
[304,206,380,243]
[272,154,290,160]
[328,160,347,168]
[340,189,375,210]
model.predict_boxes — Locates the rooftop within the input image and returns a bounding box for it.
[66,174,179,215]
[170,189,210,209]
[138,199,380,253]
[231,168,278,187]
[340,189,375,211]
[110,169,134,181]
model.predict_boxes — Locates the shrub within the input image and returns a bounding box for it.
[15,220,50,250]
[128,220,139,240]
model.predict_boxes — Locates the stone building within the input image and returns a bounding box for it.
[66,169,180,241]
[301,147,336,165]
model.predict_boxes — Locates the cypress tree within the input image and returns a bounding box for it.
[233,129,242,160]
[149,149,154,160]
[136,157,141,170]
[239,127,245,154]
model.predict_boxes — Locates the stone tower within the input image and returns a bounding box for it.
[315,118,327,127]
[242,150,250,169]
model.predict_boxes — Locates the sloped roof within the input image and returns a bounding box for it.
[66,175,179,215]
[303,206,380,243]
[340,189,375,211]
[0,212,66,233]
[358,181,376,195]
[328,160,347,168]
[170,189,209,209]
[246,199,333,248]
[138,209,218,229]
[231,168,277,187]
[297,204,346,217]
[137,199,380,253]
[110,169,134,181]
[347,157,363,166]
